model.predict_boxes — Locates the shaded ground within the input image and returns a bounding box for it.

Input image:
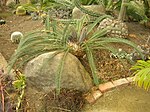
[82,85,150,112]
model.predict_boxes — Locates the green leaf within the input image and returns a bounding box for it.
[85,44,99,85]
[131,59,150,90]
[87,15,112,35]
[55,48,70,94]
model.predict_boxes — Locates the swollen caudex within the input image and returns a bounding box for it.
[11,31,23,44]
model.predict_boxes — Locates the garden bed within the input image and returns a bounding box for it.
[0,11,150,111]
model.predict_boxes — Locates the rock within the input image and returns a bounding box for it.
[24,51,93,111]
[72,5,106,19]
[0,53,15,78]
[16,6,26,16]
[24,51,93,93]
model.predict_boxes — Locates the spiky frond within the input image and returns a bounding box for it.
[73,0,104,17]
[56,49,70,94]
[131,59,150,90]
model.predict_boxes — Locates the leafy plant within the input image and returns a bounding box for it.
[0,68,15,112]
[0,68,6,112]
[126,0,149,23]
[22,0,75,13]
[131,59,150,90]
[73,0,123,18]
[12,70,26,112]
[73,0,103,17]
[9,15,143,94]
[0,68,26,112]
[21,1,55,13]
[101,0,122,14]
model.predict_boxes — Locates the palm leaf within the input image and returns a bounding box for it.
[131,60,150,90]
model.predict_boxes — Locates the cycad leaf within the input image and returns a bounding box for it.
[87,15,112,35]
[76,15,89,37]
[96,37,144,59]
[85,44,99,85]
[56,49,69,94]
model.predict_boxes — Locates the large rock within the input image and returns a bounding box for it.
[24,52,93,111]
[24,52,93,93]
[72,5,106,19]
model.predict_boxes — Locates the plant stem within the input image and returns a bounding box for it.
[16,89,25,112]
[0,81,5,112]
[118,0,128,21]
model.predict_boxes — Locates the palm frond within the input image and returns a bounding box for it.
[131,59,150,90]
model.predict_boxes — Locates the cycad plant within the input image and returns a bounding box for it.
[131,59,150,90]
[9,15,143,94]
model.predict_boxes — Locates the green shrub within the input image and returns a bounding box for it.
[131,59,150,90]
